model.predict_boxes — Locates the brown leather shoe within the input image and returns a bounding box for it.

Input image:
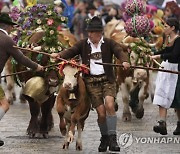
[153,120,167,135]
[173,121,180,135]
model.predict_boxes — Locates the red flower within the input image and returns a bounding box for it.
[80,64,89,74]
[47,19,54,26]
[58,60,89,76]
[57,25,62,31]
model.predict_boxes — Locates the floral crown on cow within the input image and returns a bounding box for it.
[58,60,89,76]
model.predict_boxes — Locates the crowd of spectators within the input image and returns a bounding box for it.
[0,0,179,40]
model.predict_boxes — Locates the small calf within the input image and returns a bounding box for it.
[56,64,91,150]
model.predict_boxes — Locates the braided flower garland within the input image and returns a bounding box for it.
[58,60,89,76]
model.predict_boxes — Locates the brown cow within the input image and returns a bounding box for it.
[56,63,91,150]
[116,38,154,121]
[5,29,77,104]
[104,21,154,121]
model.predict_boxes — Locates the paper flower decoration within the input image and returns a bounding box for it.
[125,15,153,37]
[125,0,146,16]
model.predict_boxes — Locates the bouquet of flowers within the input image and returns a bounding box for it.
[10,4,69,54]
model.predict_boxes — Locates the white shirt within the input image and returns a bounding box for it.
[87,37,105,75]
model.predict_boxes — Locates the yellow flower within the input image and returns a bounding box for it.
[36,19,42,24]
[44,46,49,51]
[50,47,56,53]
[50,30,54,35]
[50,58,56,63]
[61,16,66,21]
[47,10,52,16]
[64,36,69,41]
[58,46,62,51]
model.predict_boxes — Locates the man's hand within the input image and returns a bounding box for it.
[36,64,44,71]
[122,62,130,70]
[150,55,160,60]
[50,53,60,60]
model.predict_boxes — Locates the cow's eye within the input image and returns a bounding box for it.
[74,72,78,78]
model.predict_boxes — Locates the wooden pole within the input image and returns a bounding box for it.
[13,46,89,70]
[0,63,59,78]
[95,62,180,75]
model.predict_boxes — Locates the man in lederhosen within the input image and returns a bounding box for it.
[51,16,130,152]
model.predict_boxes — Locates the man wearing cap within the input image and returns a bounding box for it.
[0,13,44,146]
[51,16,130,152]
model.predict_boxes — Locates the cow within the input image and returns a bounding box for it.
[4,31,61,138]
[5,29,77,104]
[104,20,154,121]
[56,62,91,150]
[3,29,77,138]
[116,49,151,121]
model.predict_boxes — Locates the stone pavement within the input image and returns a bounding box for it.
[0,80,180,154]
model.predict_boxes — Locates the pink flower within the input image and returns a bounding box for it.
[47,19,54,26]
[57,25,62,31]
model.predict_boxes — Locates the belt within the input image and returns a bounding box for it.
[85,74,105,78]
[84,74,107,83]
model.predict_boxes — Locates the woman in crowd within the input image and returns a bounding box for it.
[151,17,180,135]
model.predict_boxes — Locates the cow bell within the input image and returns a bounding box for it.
[69,92,76,100]
[23,76,49,105]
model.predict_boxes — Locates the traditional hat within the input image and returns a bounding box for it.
[86,16,103,32]
[0,13,17,25]
[87,4,96,11]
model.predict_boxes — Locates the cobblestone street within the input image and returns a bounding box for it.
[0,78,180,154]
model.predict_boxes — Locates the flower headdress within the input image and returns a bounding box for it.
[10,4,68,54]
[58,60,89,76]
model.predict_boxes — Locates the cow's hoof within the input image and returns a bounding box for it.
[135,108,144,119]
[122,112,131,122]
[63,142,69,149]
[67,131,74,143]
[27,122,39,138]
[8,98,13,105]
[28,133,35,138]
[76,140,82,151]
[76,143,82,151]
[42,133,49,139]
